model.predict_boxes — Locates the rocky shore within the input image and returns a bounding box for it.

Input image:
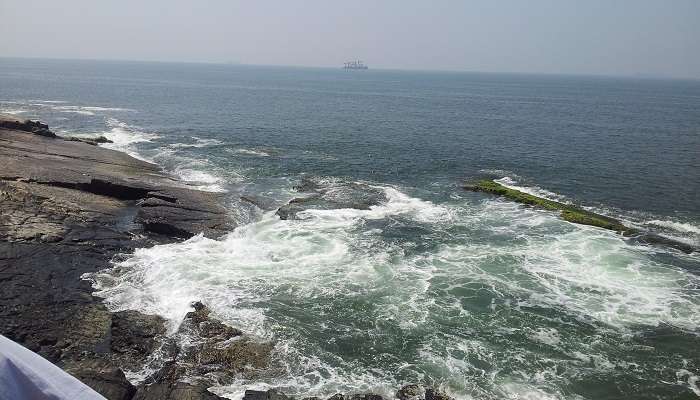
[0,116,455,400]
[0,115,253,399]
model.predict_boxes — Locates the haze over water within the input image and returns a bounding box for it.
[1,58,699,399]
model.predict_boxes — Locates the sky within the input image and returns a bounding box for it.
[1,0,699,79]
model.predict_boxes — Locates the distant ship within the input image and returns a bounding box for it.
[343,60,368,70]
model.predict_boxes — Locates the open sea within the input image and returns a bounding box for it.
[1,58,699,399]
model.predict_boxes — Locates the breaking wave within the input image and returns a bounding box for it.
[85,181,700,399]
[493,176,569,203]
[169,137,225,149]
[230,148,271,157]
[100,118,160,160]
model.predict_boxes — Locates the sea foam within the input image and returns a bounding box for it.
[84,183,700,398]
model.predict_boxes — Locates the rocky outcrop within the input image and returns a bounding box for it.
[0,125,233,239]
[395,385,424,400]
[464,179,695,254]
[110,311,168,364]
[0,119,237,400]
[132,301,273,400]
[276,177,387,220]
[0,113,55,137]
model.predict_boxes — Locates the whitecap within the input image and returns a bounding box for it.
[169,137,224,149]
[30,104,134,115]
[230,148,271,157]
[173,167,228,193]
[493,177,568,203]
[529,328,561,346]
[97,118,160,161]
[0,109,26,115]
[81,106,135,112]
[647,219,700,235]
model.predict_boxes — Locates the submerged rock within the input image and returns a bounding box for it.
[277,177,387,220]
[627,232,695,254]
[464,179,695,254]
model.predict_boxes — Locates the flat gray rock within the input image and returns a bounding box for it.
[0,120,236,400]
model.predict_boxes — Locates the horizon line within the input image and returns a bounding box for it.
[2,55,698,82]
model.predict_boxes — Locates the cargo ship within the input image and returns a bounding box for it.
[343,60,368,70]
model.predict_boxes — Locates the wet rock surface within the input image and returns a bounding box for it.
[0,119,235,399]
[277,177,387,220]
[395,385,424,400]
[133,301,272,400]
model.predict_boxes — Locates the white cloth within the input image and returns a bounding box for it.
[0,335,106,400]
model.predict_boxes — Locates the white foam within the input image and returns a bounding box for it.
[493,177,568,203]
[99,118,160,160]
[64,109,95,115]
[30,103,134,115]
[81,106,134,112]
[231,148,271,157]
[0,109,26,115]
[647,219,700,235]
[83,187,700,398]
[499,383,568,400]
[97,120,232,193]
[173,167,228,193]
[83,186,452,390]
[676,369,700,397]
[529,328,561,346]
[295,186,451,226]
[169,137,224,149]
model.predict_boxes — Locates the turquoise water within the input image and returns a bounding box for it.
[1,58,699,399]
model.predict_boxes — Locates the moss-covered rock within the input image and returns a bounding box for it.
[465,179,695,253]
[464,180,632,233]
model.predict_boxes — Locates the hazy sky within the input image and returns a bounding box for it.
[1,0,699,78]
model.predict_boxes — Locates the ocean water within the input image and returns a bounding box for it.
[1,58,699,399]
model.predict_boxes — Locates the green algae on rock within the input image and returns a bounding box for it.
[464,180,632,233]
[464,179,696,254]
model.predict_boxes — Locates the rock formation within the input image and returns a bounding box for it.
[0,115,235,399]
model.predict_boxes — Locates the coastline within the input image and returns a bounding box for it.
[0,115,456,400]
[0,114,247,399]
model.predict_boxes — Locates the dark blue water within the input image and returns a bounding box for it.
[2,58,699,399]
[2,58,699,215]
